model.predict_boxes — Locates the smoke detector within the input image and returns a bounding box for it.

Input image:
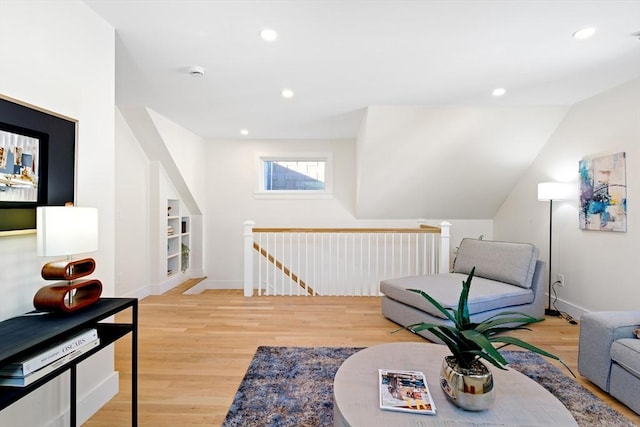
[188,66,205,77]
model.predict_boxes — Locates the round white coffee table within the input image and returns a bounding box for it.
[333,342,577,426]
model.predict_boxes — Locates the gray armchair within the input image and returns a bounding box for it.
[578,311,640,415]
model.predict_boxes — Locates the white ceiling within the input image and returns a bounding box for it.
[85,0,640,141]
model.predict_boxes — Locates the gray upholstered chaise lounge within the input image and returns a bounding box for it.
[380,238,546,342]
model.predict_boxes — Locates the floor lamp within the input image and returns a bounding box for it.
[537,182,570,317]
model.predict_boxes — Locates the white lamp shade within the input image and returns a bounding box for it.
[537,182,573,201]
[37,206,99,257]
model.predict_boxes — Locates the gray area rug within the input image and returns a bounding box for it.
[221,346,634,427]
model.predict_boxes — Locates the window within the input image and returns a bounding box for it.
[256,154,333,198]
[264,160,325,191]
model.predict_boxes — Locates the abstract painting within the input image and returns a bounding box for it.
[579,152,626,232]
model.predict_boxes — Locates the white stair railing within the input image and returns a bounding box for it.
[243,221,451,297]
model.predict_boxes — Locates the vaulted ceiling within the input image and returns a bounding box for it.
[86,0,640,140]
[87,1,640,219]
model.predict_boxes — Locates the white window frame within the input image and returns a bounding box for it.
[255,152,334,199]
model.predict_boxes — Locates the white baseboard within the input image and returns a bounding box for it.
[545,293,589,320]
[182,280,209,294]
[151,273,187,294]
[188,268,205,277]
[182,279,242,294]
[121,284,151,300]
[43,371,119,427]
[78,371,119,424]
[121,271,208,298]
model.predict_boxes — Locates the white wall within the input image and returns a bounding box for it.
[115,111,492,293]
[494,77,640,315]
[115,108,206,296]
[147,109,207,213]
[147,109,206,279]
[203,138,493,288]
[0,1,116,426]
[204,139,356,287]
[115,109,150,298]
[114,110,495,293]
[356,105,568,219]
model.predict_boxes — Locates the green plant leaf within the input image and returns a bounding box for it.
[457,267,474,326]
[467,350,509,371]
[410,325,463,357]
[398,265,573,378]
[476,315,543,333]
[461,329,508,366]
[490,336,575,377]
[407,289,458,325]
[482,310,541,322]
[408,323,463,347]
[482,326,534,337]
[479,312,542,327]
[408,323,480,367]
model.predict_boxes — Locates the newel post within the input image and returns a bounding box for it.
[439,221,452,273]
[243,220,255,297]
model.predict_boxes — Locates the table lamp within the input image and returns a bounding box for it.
[33,204,102,313]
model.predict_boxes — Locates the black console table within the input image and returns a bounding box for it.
[0,298,138,426]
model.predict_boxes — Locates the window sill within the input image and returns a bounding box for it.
[254,192,334,200]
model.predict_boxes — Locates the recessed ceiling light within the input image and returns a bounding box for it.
[240,129,249,136]
[281,88,295,99]
[260,28,278,42]
[188,66,205,77]
[492,88,506,97]
[572,27,596,40]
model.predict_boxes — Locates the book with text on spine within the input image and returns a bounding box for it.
[0,328,98,377]
[0,338,100,387]
[379,369,436,415]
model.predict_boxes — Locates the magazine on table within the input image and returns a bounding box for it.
[379,369,436,415]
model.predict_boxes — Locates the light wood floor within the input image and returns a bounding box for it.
[85,281,640,426]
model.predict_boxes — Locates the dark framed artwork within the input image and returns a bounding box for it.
[0,96,76,234]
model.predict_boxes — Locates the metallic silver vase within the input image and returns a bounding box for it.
[440,356,495,411]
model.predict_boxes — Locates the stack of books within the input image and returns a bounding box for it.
[0,328,100,387]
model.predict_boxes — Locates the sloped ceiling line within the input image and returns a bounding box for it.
[118,106,202,215]
[355,105,570,219]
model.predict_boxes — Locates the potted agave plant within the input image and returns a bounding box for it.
[406,267,573,411]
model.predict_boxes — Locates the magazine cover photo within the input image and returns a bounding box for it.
[379,369,436,415]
